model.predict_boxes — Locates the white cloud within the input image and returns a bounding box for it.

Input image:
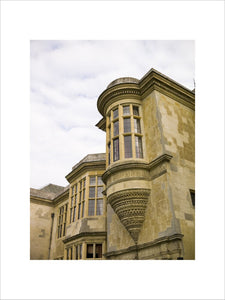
[30,40,195,188]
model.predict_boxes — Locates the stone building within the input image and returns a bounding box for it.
[30,68,195,260]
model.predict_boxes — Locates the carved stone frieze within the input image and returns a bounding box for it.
[108,188,150,243]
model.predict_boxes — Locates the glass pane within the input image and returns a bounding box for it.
[88,199,95,216]
[95,244,102,258]
[134,118,141,133]
[133,105,139,116]
[80,181,82,190]
[90,176,96,186]
[97,186,103,198]
[78,203,81,219]
[70,247,73,259]
[75,184,77,193]
[108,142,111,165]
[124,135,132,158]
[135,136,143,158]
[79,191,82,202]
[82,202,85,218]
[87,244,93,258]
[113,120,119,136]
[71,196,74,207]
[83,178,86,188]
[75,194,77,204]
[113,138,119,161]
[123,118,131,133]
[71,186,74,195]
[76,246,78,260]
[97,199,103,215]
[113,108,118,119]
[79,244,82,259]
[83,189,85,200]
[89,187,95,198]
[73,206,76,222]
[123,105,130,115]
[98,176,103,186]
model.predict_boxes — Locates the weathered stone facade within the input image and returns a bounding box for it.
[30,68,195,260]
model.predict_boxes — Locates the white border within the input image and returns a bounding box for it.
[1,1,224,299]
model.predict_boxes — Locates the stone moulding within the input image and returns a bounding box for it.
[63,231,107,244]
[97,68,195,120]
[105,233,183,258]
[108,188,150,243]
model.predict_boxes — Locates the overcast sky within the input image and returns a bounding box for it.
[30,40,194,189]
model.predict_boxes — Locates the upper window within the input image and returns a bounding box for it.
[107,104,144,165]
[57,203,68,239]
[88,175,104,216]
[190,190,195,207]
[70,177,86,222]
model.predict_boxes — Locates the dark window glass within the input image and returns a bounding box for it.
[83,177,86,188]
[82,201,85,218]
[80,181,82,190]
[90,176,96,186]
[73,206,76,222]
[89,187,95,198]
[63,223,66,236]
[190,191,195,207]
[98,176,103,186]
[133,106,139,116]
[97,186,103,198]
[79,244,82,259]
[67,248,69,260]
[72,186,74,195]
[70,247,73,260]
[113,108,118,119]
[96,244,102,258]
[83,189,85,200]
[88,199,95,216]
[75,184,77,193]
[134,118,141,133]
[113,120,119,136]
[87,244,93,258]
[108,142,111,164]
[75,194,77,204]
[71,196,74,207]
[113,138,119,161]
[78,203,81,219]
[124,135,132,158]
[76,246,78,260]
[97,199,103,215]
[123,118,131,133]
[64,212,67,222]
[123,105,130,115]
[135,136,143,158]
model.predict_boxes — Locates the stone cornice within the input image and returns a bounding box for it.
[53,189,69,206]
[102,160,149,184]
[66,160,106,183]
[97,68,195,118]
[63,231,107,244]
[30,196,54,206]
[95,117,106,131]
[97,83,141,116]
[105,233,183,258]
[102,153,173,184]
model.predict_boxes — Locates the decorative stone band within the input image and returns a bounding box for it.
[108,188,150,243]
[102,153,173,184]
[105,233,184,259]
[63,231,107,244]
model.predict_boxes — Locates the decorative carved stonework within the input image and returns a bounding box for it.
[108,188,150,243]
